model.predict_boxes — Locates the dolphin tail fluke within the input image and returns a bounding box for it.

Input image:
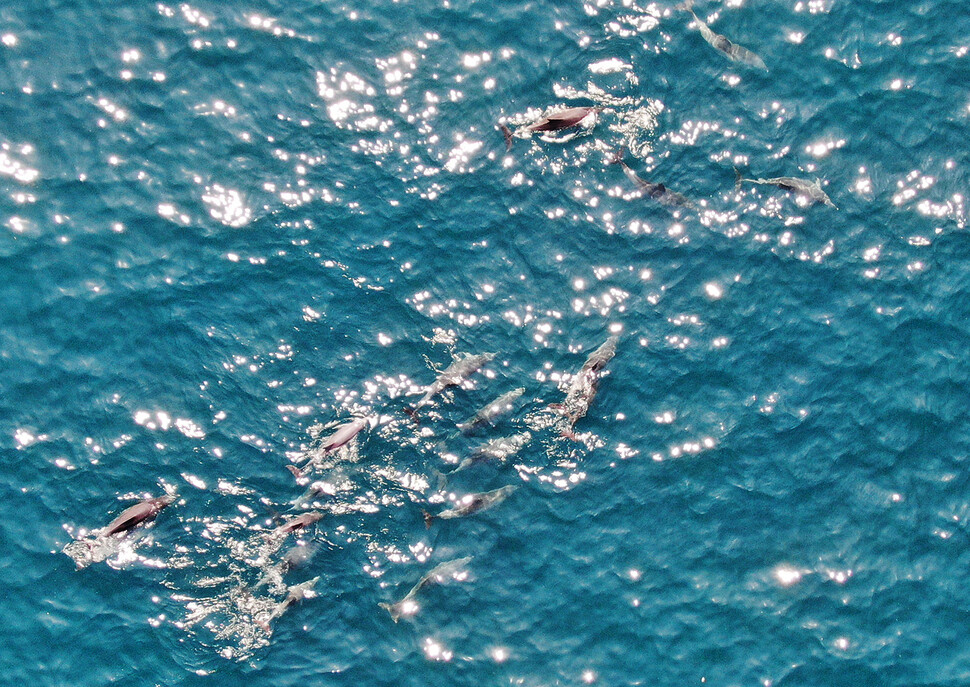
[500,124,514,151]
[286,465,308,485]
[422,510,435,529]
[379,602,400,623]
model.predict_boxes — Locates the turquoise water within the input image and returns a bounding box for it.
[4,0,970,683]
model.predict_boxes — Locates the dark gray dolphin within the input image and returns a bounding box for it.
[682,0,767,70]
[609,149,696,211]
[734,168,837,208]
[379,556,473,622]
[288,416,372,481]
[550,335,619,438]
[423,485,517,528]
[102,493,176,536]
[501,106,600,150]
[271,511,324,537]
[405,352,496,421]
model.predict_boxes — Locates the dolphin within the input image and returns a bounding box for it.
[454,431,532,472]
[289,416,372,481]
[101,494,176,536]
[271,511,324,537]
[609,149,696,211]
[67,492,176,567]
[314,416,370,455]
[423,485,517,528]
[405,352,496,421]
[379,556,473,622]
[734,168,837,208]
[254,542,320,591]
[501,106,600,150]
[456,387,526,434]
[550,335,619,438]
[681,0,767,71]
[259,576,320,632]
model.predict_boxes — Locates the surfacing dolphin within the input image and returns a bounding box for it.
[681,0,767,71]
[64,492,177,568]
[500,106,601,150]
[101,494,176,536]
[423,485,518,527]
[550,335,619,439]
[379,556,473,622]
[734,168,837,208]
[405,352,496,422]
[609,148,696,212]
[270,511,324,538]
[288,416,372,481]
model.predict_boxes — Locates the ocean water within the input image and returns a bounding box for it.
[3,0,970,683]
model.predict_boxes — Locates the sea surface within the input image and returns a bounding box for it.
[2,0,970,684]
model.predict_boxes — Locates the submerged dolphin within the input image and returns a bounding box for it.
[609,149,696,211]
[423,485,517,528]
[734,168,837,208]
[454,431,533,472]
[501,106,600,150]
[682,0,767,71]
[101,494,176,536]
[456,387,526,434]
[254,542,320,591]
[379,556,473,622]
[550,335,619,438]
[405,352,496,421]
[259,576,320,632]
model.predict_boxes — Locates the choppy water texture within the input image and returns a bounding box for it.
[3,0,970,684]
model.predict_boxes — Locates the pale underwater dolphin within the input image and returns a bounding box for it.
[681,0,767,71]
[734,167,837,208]
[423,485,518,528]
[405,352,496,422]
[379,556,473,622]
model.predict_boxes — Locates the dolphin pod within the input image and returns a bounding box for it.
[65,337,620,639]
